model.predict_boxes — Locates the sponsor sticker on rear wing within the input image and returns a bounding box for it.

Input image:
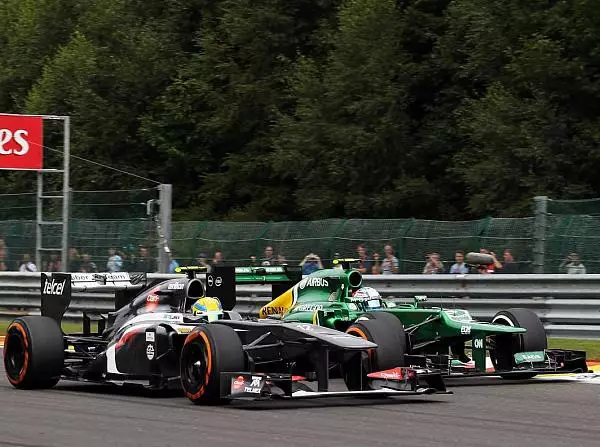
[70,272,146,291]
[41,272,148,324]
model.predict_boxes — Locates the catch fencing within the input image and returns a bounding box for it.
[1,272,598,339]
[4,195,600,274]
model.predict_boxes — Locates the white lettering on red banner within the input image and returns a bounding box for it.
[0,114,43,170]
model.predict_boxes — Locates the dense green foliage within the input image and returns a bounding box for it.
[2,0,600,220]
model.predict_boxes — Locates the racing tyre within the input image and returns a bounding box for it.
[490,308,547,380]
[343,313,406,390]
[3,316,64,389]
[180,324,245,405]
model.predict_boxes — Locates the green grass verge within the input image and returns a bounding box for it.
[548,338,600,361]
[0,319,94,335]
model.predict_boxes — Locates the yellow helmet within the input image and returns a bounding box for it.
[191,297,223,322]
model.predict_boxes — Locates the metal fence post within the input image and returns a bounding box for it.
[62,116,70,273]
[157,184,172,273]
[533,196,548,273]
[36,171,43,269]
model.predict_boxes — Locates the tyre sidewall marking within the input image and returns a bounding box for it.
[5,322,30,385]
[183,330,213,400]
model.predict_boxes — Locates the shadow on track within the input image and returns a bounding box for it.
[54,382,184,399]
[51,381,452,410]
[228,396,451,411]
[444,376,576,387]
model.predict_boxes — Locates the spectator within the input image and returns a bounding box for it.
[356,244,373,274]
[277,254,288,265]
[423,252,444,274]
[449,250,469,274]
[261,246,277,266]
[329,252,343,269]
[0,238,7,271]
[560,252,586,274]
[80,253,98,273]
[478,248,502,274]
[380,244,399,274]
[106,247,123,273]
[133,246,154,272]
[196,253,212,272]
[45,253,62,272]
[67,248,81,272]
[371,252,382,274]
[19,254,37,272]
[121,245,137,271]
[300,253,323,275]
[168,252,180,273]
[502,249,519,274]
[212,250,224,267]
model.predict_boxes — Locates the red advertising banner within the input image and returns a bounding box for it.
[0,114,43,170]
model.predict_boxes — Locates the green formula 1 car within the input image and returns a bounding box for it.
[209,259,587,386]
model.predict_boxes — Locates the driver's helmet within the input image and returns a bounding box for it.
[351,286,384,309]
[191,297,224,322]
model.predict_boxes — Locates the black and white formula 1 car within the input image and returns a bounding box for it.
[3,267,450,405]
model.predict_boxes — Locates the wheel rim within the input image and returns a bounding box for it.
[182,342,209,392]
[490,316,522,370]
[5,330,27,382]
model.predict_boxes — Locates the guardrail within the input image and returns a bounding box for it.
[1,272,599,339]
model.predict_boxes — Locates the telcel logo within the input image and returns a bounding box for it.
[43,278,66,296]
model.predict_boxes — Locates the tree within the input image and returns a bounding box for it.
[273,0,457,219]
[0,0,79,112]
[24,0,185,194]
[448,0,600,215]
[143,0,341,219]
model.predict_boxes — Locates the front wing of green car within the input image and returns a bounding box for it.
[405,348,588,378]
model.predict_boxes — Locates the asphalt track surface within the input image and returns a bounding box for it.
[1,360,599,447]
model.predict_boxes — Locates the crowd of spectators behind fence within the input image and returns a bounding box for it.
[0,236,592,275]
[0,240,157,274]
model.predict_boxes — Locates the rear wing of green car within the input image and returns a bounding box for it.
[205,265,303,311]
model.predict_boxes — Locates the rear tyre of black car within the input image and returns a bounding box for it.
[180,324,245,405]
[3,316,64,389]
[490,308,547,380]
[343,313,406,391]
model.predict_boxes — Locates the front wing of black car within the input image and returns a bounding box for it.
[220,368,452,401]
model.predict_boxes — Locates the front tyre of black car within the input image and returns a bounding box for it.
[179,324,245,405]
[3,316,64,389]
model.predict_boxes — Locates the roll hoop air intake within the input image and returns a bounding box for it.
[348,270,362,289]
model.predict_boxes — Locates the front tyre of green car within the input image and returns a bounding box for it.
[490,308,547,380]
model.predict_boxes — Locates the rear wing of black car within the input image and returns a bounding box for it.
[41,272,148,326]
[205,265,302,311]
